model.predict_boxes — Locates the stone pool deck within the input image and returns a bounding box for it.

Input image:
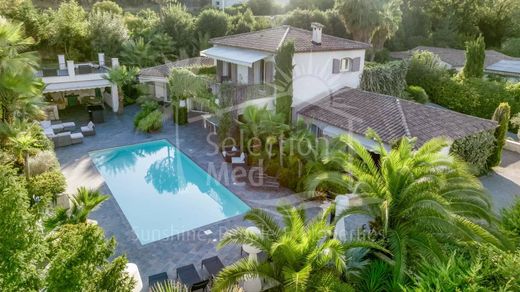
[55,105,321,290]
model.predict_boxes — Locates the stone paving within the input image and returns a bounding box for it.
[55,105,321,291]
[480,150,520,211]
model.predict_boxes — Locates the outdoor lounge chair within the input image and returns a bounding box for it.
[231,152,246,165]
[49,132,83,147]
[201,256,224,278]
[148,272,168,290]
[176,264,208,291]
[81,121,96,136]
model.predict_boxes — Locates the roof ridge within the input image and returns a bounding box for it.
[394,98,412,138]
[210,25,288,43]
[277,26,291,50]
[287,26,371,47]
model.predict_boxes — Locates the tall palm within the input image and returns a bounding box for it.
[0,18,44,123]
[307,134,509,285]
[104,65,139,114]
[371,0,402,51]
[213,205,387,291]
[44,187,109,230]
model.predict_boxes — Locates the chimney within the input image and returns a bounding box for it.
[311,22,324,45]
[98,53,105,66]
[58,55,66,70]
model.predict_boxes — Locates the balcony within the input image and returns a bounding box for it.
[212,83,276,106]
[36,62,109,78]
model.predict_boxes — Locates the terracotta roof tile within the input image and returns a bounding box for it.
[210,25,370,53]
[298,88,497,146]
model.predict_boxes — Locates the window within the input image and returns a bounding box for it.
[340,58,352,72]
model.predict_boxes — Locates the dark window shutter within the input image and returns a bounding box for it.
[352,57,361,71]
[248,66,254,84]
[332,59,340,74]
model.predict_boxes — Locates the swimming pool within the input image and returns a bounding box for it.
[90,140,250,244]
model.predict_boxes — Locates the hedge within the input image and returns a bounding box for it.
[487,103,510,167]
[360,61,408,97]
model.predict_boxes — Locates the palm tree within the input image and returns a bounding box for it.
[120,37,159,67]
[8,131,39,179]
[104,65,139,114]
[213,205,387,291]
[44,187,109,230]
[0,18,44,123]
[306,133,510,285]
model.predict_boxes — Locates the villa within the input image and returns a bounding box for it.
[47,25,505,291]
[200,25,498,150]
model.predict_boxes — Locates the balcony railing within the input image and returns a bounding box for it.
[213,83,276,105]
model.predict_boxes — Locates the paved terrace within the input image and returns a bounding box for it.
[55,105,322,290]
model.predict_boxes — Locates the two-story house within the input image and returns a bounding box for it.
[201,24,498,151]
[201,23,370,111]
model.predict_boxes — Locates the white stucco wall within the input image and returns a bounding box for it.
[292,49,366,107]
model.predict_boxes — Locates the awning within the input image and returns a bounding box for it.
[322,125,391,151]
[200,46,272,67]
[43,79,112,93]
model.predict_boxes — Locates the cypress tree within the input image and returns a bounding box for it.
[462,35,485,79]
[275,41,295,125]
[488,102,510,167]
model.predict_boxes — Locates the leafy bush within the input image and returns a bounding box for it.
[501,37,520,57]
[28,150,59,176]
[134,101,159,128]
[501,198,520,238]
[488,103,510,167]
[450,130,496,175]
[360,61,408,97]
[406,51,449,97]
[411,246,520,291]
[404,85,429,103]
[278,167,299,191]
[511,113,520,134]
[27,170,66,205]
[265,158,280,177]
[137,110,163,133]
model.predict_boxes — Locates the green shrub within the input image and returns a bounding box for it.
[501,37,520,57]
[360,61,408,97]
[28,150,59,176]
[501,198,520,239]
[134,101,159,128]
[488,103,510,167]
[265,158,280,177]
[450,130,496,175]
[404,85,429,103]
[137,110,163,133]
[406,51,450,97]
[27,170,66,203]
[511,113,520,134]
[28,122,53,151]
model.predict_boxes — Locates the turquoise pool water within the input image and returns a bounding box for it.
[90,140,250,244]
